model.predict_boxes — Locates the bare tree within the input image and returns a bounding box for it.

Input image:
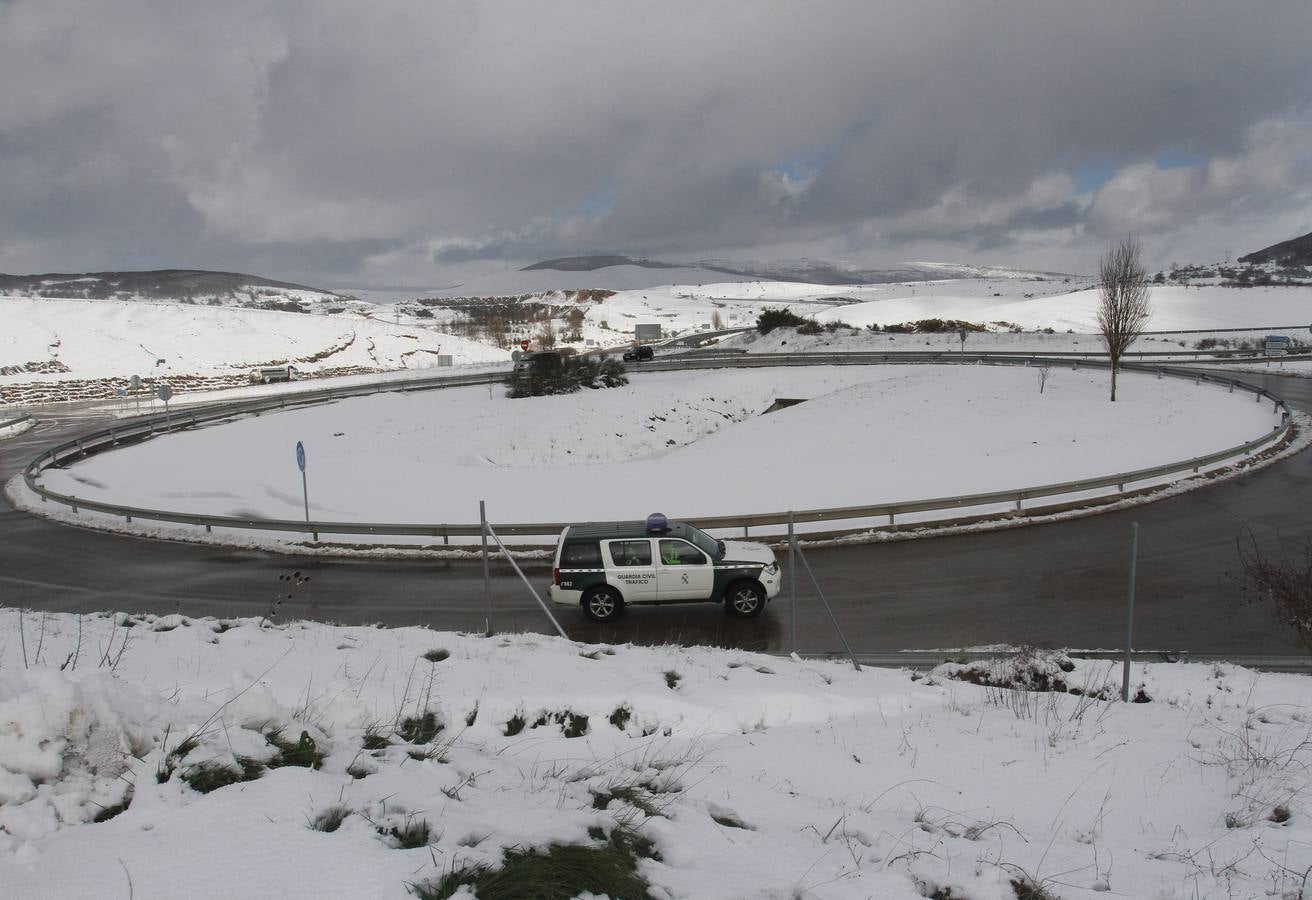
[1097,236,1152,401]
[537,319,557,350]
[1036,363,1052,394]
[711,309,724,330]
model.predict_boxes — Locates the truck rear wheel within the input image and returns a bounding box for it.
[582,586,623,623]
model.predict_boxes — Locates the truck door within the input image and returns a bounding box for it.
[655,539,714,600]
[602,539,658,604]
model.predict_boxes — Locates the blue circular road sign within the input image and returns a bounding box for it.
[296,441,306,472]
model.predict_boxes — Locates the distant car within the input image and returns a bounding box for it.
[513,350,563,374]
[622,345,654,362]
[548,513,780,623]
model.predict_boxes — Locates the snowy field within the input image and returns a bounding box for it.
[6,281,1312,409]
[1,611,1310,899]
[0,296,507,385]
[570,282,1312,344]
[33,366,1283,534]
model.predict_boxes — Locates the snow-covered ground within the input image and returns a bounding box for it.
[31,366,1282,535]
[1,611,1309,899]
[809,284,1312,334]
[8,280,1312,408]
[0,296,508,395]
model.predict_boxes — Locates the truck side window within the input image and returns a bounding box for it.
[608,540,652,566]
[562,543,602,566]
[660,540,706,565]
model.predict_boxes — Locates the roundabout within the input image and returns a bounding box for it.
[1,355,1309,657]
[6,355,1296,549]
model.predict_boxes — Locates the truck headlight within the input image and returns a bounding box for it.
[764,562,778,576]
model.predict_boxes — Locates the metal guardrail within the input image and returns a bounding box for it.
[785,650,1312,674]
[20,355,1295,544]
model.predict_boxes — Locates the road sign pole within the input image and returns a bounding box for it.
[1122,522,1139,702]
[480,500,492,635]
[295,441,310,532]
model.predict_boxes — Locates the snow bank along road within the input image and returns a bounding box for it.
[1,369,1311,657]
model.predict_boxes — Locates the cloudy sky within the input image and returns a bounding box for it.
[3,0,1311,288]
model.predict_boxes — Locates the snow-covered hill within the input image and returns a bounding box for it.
[0,296,508,406]
[0,269,369,314]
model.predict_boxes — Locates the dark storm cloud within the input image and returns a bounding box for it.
[2,0,1310,284]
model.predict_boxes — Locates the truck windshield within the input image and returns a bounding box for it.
[685,525,722,559]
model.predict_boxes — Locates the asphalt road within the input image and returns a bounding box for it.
[2,370,1310,655]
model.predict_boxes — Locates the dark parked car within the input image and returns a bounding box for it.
[622,345,654,362]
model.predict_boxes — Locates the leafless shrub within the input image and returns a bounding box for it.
[1236,528,1312,653]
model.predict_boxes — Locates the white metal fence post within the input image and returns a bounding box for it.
[1122,522,1139,702]
[480,500,492,635]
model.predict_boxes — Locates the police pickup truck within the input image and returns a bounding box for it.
[548,513,781,622]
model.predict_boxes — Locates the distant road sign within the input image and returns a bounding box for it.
[296,441,306,473]
[114,387,127,398]
[157,384,173,402]
[520,340,531,351]
[129,375,141,390]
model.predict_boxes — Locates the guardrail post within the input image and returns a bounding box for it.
[1229,381,1234,393]
[1122,522,1139,702]
[1157,368,1162,379]
[743,524,749,538]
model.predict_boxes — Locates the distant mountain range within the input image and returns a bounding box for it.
[520,254,1068,285]
[1239,231,1312,267]
[0,269,358,313]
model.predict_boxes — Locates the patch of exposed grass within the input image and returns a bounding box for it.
[591,784,665,818]
[266,729,324,769]
[399,712,442,745]
[608,705,632,730]
[531,710,589,738]
[504,713,526,737]
[1010,879,1057,900]
[663,670,681,690]
[382,817,432,849]
[347,762,374,780]
[311,805,351,833]
[92,792,132,823]
[709,809,750,829]
[423,648,450,663]
[181,758,264,794]
[1269,805,1292,824]
[464,704,478,727]
[362,727,391,751]
[411,832,653,899]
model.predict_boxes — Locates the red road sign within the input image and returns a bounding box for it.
[520,340,531,351]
